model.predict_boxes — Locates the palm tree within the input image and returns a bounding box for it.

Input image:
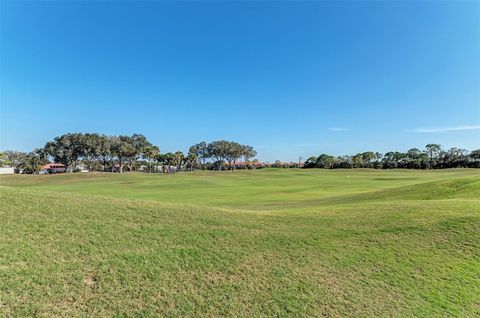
[154,153,163,173]
[160,153,175,173]
[189,153,198,171]
[143,145,160,173]
[174,151,185,172]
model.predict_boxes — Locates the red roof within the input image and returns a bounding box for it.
[41,163,66,169]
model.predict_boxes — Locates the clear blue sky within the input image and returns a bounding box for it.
[1,1,479,162]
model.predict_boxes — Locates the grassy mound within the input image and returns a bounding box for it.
[1,169,479,317]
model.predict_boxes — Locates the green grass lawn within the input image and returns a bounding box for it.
[1,169,479,317]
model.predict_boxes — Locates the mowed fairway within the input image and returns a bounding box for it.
[1,169,479,317]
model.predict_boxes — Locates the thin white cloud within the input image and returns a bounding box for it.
[411,125,480,133]
[328,127,350,132]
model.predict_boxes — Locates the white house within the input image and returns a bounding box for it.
[0,167,15,175]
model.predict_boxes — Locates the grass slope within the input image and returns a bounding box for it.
[1,169,479,317]
[1,168,478,209]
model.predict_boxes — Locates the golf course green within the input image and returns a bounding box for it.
[1,168,479,317]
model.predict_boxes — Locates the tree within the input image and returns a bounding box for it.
[212,160,225,170]
[316,154,335,168]
[334,155,353,169]
[186,146,199,172]
[143,145,160,173]
[82,133,102,172]
[352,154,363,168]
[154,153,165,173]
[111,136,134,173]
[124,134,152,171]
[207,140,229,170]
[185,153,197,172]
[469,149,480,168]
[382,152,396,169]
[403,148,427,169]
[162,153,175,173]
[0,152,9,167]
[304,156,318,168]
[470,149,480,160]
[425,144,441,168]
[44,133,84,171]
[19,150,47,174]
[98,135,115,171]
[382,151,407,169]
[173,151,185,172]
[242,145,257,169]
[189,142,209,169]
[224,142,243,170]
[407,148,421,159]
[1,150,26,168]
[444,147,468,168]
[361,152,376,168]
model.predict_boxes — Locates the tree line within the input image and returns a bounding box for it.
[1,136,478,173]
[0,133,257,174]
[303,144,480,169]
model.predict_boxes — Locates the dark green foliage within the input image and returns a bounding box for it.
[304,145,479,170]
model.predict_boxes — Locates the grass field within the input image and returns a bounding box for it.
[1,169,479,317]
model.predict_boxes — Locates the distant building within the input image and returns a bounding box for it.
[0,167,15,175]
[40,163,66,174]
[225,161,265,169]
[264,161,304,168]
[75,163,89,173]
